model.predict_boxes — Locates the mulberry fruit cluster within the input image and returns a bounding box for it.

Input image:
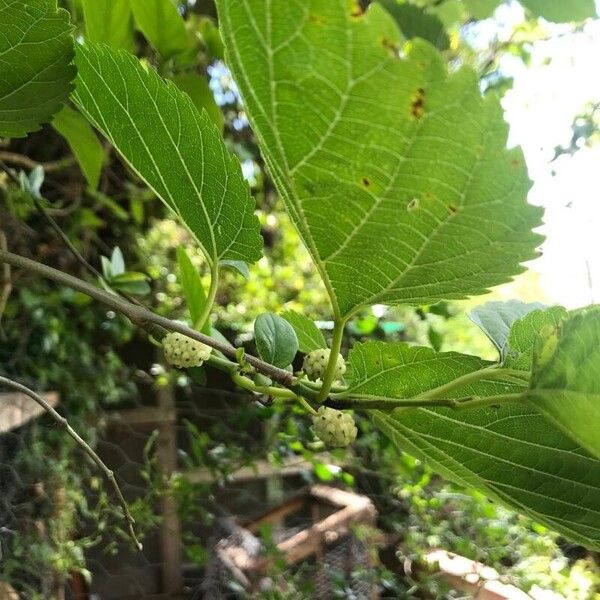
[312,406,357,448]
[162,332,212,369]
[302,348,346,381]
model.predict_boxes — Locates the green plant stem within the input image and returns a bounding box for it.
[415,366,529,401]
[298,396,317,415]
[0,375,142,550]
[231,372,297,400]
[327,391,526,412]
[0,250,296,387]
[316,319,346,403]
[194,263,218,333]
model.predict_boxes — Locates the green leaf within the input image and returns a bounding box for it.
[176,247,209,334]
[281,310,327,354]
[254,313,299,368]
[463,0,500,19]
[100,255,113,280]
[81,0,134,50]
[520,0,596,22]
[503,306,567,371]
[529,306,600,460]
[171,73,224,131]
[217,1,543,317]
[110,247,125,276]
[111,272,151,295]
[130,0,189,59]
[0,0,75,137]
[378,0,450,50]
[219,259,250,279]
[52,105,105,189]
[469,300,546,360]
[73,43,263,266]
[348,342,600,549]
[19,165,44,198]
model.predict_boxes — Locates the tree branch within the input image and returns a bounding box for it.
[0,250,295,387]
[0,230,11,324]
[0,375,142,550]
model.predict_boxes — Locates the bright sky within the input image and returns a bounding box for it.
[483,3,600,308]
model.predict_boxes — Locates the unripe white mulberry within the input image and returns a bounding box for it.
[162,332,212,369]
[312,406,357,448]
[302,348,346,382]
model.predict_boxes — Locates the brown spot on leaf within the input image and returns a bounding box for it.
[411,87,426,120]
[350,1,363,18]
[309,13,325,26]
[361,177,370,187]
[511,158,521,167]
[380,37,399,56]
[447,204,458,214]
[407,198,420,212]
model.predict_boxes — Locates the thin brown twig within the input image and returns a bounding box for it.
[0,151,75,173]
[0,250,296,387]
[0,230,11,323]
[0,375,142,550]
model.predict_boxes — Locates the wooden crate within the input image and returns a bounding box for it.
[0,391,59,433]
[205,485,378,598]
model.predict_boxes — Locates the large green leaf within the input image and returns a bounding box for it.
[520,0,596,22]
[52,105,105,189]
[0,0,75,137]
[529,307,600,460]
[72,43,262,266]
[346,342,600,549]
[217,0,543,318]
[130,0,189,59]
[81,0,134,50]
[469,300,546,360]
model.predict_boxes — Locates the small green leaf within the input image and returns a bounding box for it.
[351,341,600,550]
[470,300,546,360]
[52,105,105,189]
[130,0,189,58]
[197,16,224,61]
[111,272,151,295]
[110,247,125,276]
[529,306,600,459]
[81,0,134,50]
[73,43,263,266]
[281,310,327,354]
[188,366,207,386]
[100,256,113,280]
[503,306,567,371]
[176,247,209,334]
[19,166,44,198]
[0,0,75,137]
[254,313,299,368]
[520,0,596,22]
[378,0,450,50]
[171,73,224,131]
[219,259,250,279]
